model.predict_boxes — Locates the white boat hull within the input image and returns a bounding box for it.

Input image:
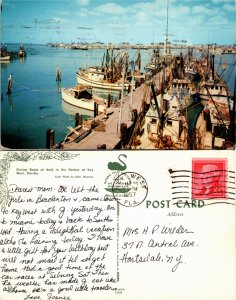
[198,81,231,106]
[76,72,130,92]
[0,56,10,61]
[61,88,105,113]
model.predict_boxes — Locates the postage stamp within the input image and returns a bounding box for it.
[112,172,148,207]
[192,158,227,200]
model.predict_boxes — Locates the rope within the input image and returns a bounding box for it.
[125,85,150,149]
[130,49,140,64]
[216,56,223,73]
[11,80,62,93]
[225,59,236,84]
[187,101,203,109]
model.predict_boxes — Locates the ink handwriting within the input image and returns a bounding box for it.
[0,180,198,300]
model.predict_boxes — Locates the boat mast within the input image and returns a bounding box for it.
[136,49,141,73]
[111,46,114,82]
[163,0,169,56]
[129,61,135,118]
[118,53,127,137]
[211,53,215,81]
[105,44,110,79]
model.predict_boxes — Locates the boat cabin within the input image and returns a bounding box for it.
[86,67,105,82]
[199,81,230,100]
[70,87,93,100]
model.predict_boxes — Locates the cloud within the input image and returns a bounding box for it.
[78,0,90,6]
[132,1,167,17]
[133,1,159,12]
[77,7,99,17]
[169,5,190,18]
[192,5,216,15]
[56,11,71,16]
[193,15,206,26]
[78,7,89,16]
[208,15,229,25]
[211,0,233,3]
[135,11,150,23]
[223,3,235,11]
[96,3,126,14]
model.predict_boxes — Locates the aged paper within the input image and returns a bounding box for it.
[0,150,235,300]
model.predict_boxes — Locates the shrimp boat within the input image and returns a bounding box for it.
[145,47,161,75]
[0,55,10,62]
[1,45,11,61]
[18,45,26,58]
[198,79,231,105]
[195,81,232,149]
[169,78,197,108]
[195,53,234,149]
[76,66,130,92]
[61,85,106,113]
[140,83,189,150]
[139,54,199,149]
[166,53,200,108]
[76,48,132,92]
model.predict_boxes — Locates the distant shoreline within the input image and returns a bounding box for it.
[2,42,236,54]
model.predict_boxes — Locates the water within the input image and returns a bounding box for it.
[1,44,152,149]
[1,45,235,149]
[215,53,236,94]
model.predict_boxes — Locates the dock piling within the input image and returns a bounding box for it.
[108,94,112,108]
[46,129,55,149]
[94,102,98,118]
[120,123,128,147]
[7,73,12,94]
[56,67,61,81]
[128,84,131,94]
[75,113,83,127]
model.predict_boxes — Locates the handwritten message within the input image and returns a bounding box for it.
[0,177,118,300]
[0,166,199,300]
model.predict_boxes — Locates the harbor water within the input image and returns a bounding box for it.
[1,44,235,149]
[1,44,152,149]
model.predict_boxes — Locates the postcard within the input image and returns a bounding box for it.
[0,149,235,300]
[1,0,236,299]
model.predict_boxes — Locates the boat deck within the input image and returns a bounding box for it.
[62,84,150,149]
[62,66,170,150]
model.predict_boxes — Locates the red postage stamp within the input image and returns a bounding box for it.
[192,158,227,200]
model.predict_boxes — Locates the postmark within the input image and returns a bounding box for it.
[192,158,227,200]
[104,171,130,194]
[112,172,148,207]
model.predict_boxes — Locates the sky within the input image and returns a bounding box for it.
[1,0,235,45]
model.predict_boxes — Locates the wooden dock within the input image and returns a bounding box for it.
[61,66,171,150]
